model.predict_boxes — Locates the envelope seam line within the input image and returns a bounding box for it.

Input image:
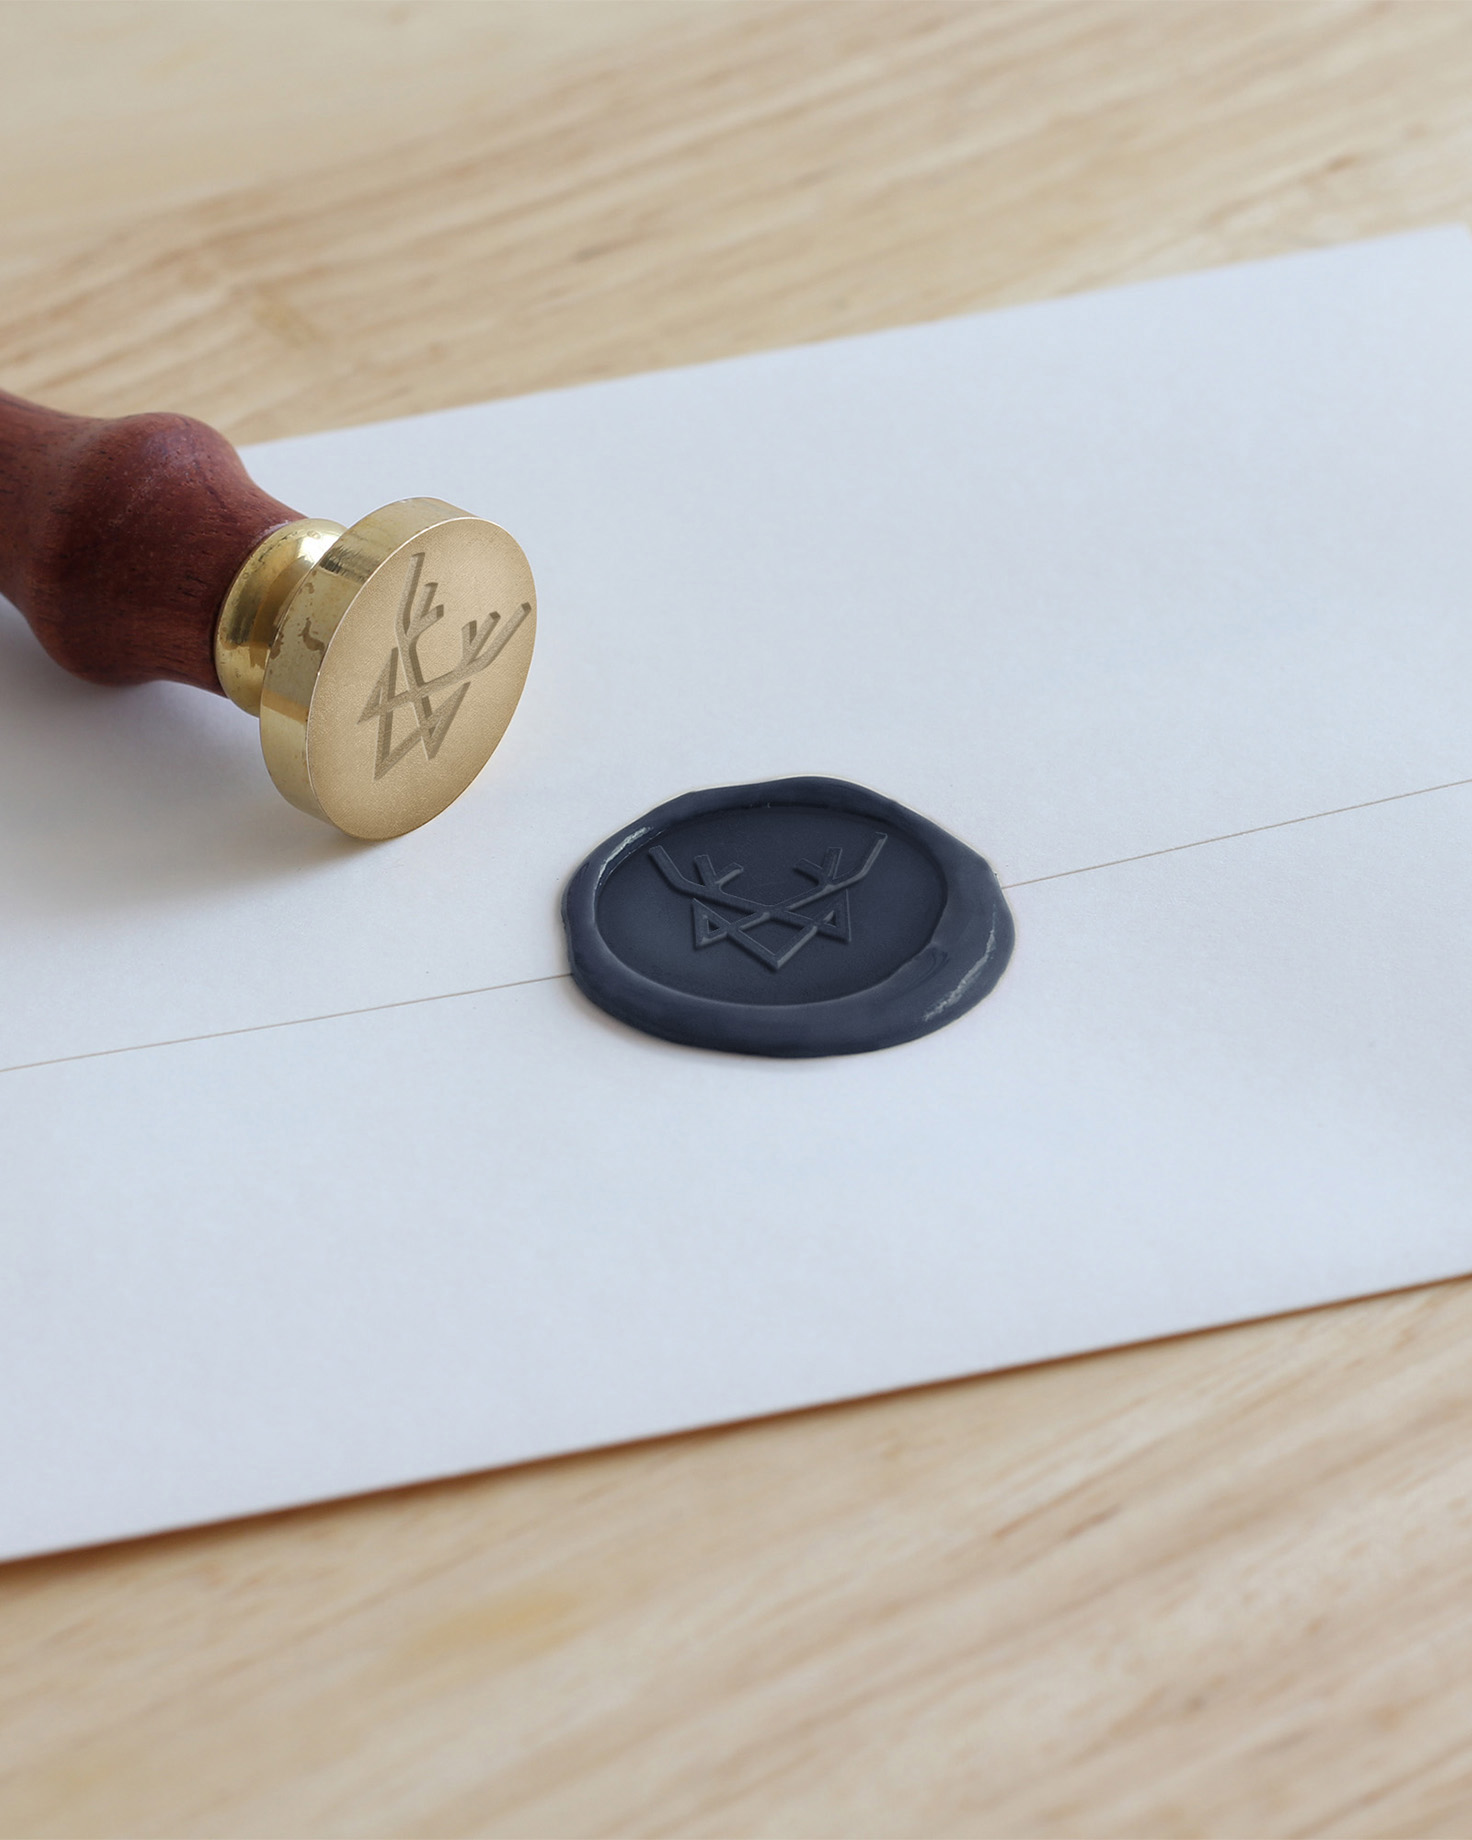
[1001,775,1472,889]
[9,778,1471,1079]
[0,972,573,1077]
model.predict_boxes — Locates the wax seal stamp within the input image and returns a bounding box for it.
[0,390,535,839]
[563,777,1014,1056]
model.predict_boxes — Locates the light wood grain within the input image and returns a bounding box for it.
[3,3,1472,1834]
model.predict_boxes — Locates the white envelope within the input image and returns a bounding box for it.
[3,228,1471,1559]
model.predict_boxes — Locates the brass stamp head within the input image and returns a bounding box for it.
[216,499,536,840]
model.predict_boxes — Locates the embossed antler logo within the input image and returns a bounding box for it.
[650,834,887,970]
[358,551,530,779]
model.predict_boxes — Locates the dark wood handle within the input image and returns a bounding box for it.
[0,390,305,693]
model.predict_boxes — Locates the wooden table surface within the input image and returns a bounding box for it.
[4,4,1472,1834]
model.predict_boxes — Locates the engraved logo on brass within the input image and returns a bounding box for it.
[358,551,530,779]
[649,834,887,971]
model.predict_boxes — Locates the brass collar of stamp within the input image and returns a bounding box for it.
[217,499,536,841]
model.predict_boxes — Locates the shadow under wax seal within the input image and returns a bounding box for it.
[561,776,1015,1057]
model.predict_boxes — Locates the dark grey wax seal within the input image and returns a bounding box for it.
[562,777,1014,1057]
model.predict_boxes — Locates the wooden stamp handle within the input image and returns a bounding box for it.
[0,390,304,693]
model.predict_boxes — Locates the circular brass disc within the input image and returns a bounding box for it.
[259,499,536,840]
